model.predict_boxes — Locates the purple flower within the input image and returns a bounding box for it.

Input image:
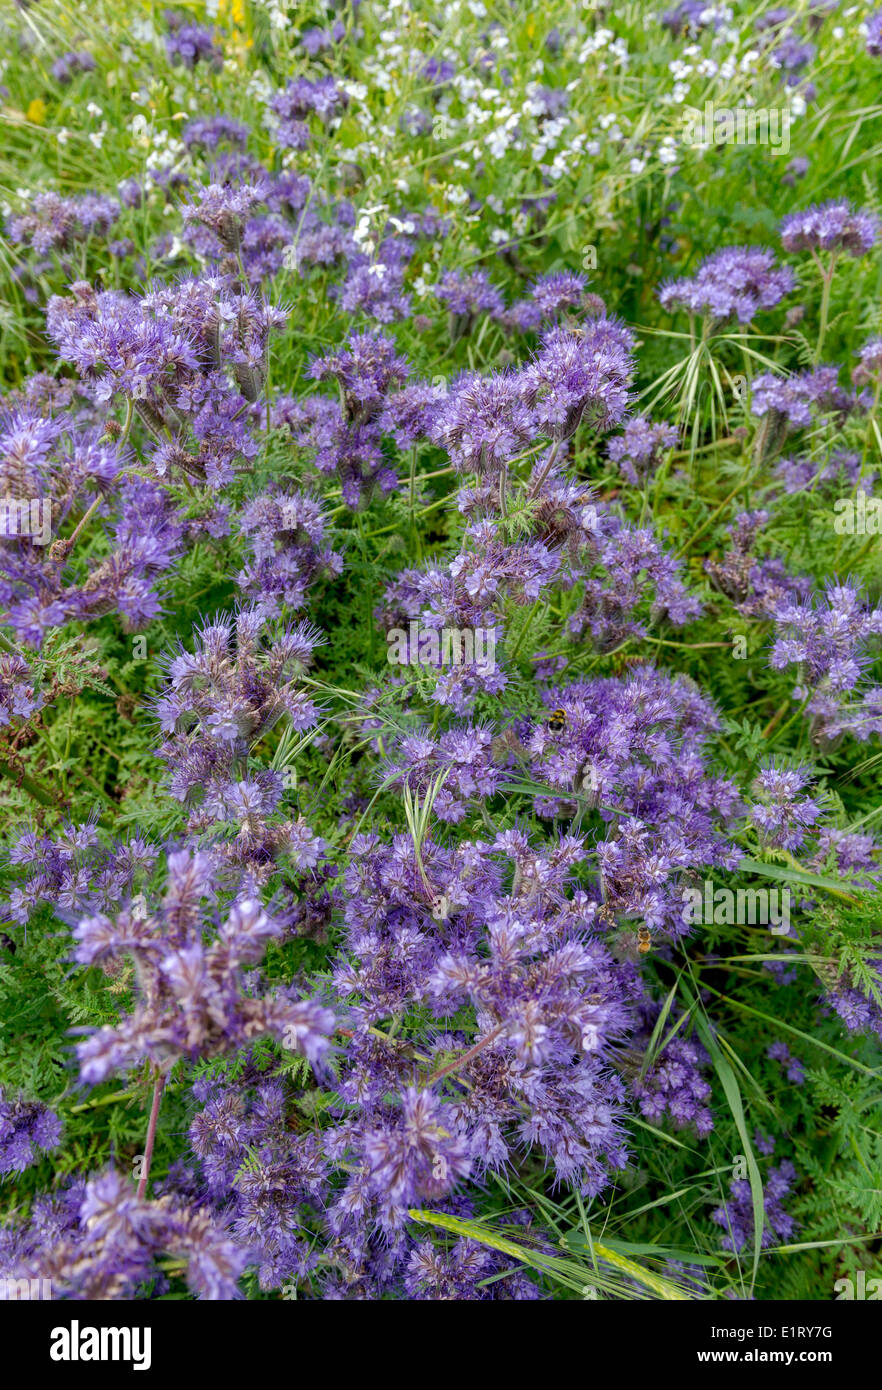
[72,849,336,1083]
[658,247,794,324]
[767,1041,806,1085]
[182,183,263,255]
[0,651,43,725]
[750,763,823,851]
[6,192,119,255]
[768,582,882,742]
[268,76,347,149]
[780,200,879,257]
[237,489,343,619]
[183,116,250,152]
[713,1162,798,1251]
[309,330,410,425]
[50,50,96,84]
[751,366,864,440]
[632,1007,714,1135]
[607,415,679,485]
[519,320,634,442]
[163,10,223,69]
[435,269,506,332]
[0,1088,62,1173]
[1,1167,250,1299]
[431,372,536,476]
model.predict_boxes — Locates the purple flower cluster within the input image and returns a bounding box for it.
[300,23,346,56]
[163,10,223,70]
[823,971,882,1041]
[155,606,321,834]
[607,415,679,486]
[268,76,347,150]
[659,247,794,324]
[769,582,882,742]
[237,490,343,619]
[3,0,882,1304]
[188,1061,541,1297]
[0,650,42,725]
[3,822,157,927]
[72,848,335,1083]
[435,269,506,334]
[6,192,119,255]
[0,1088,62,1173]
[712,1162,798,1252]
[274,330,411,507]
[0,1169,248,1299]
[47,274,285,488]
[501,271,588,334]
[705,512,811,619]
[183,116,250,153]
[767,1040,806,1085]
[50,50,96,84]
[780,200,878,257]
[631,1016,714,1135]
[750,764,824,851]
[751,366,864,439]
[333,828,638,1202]
[520,320,635,441]
[774,449,868,494]
[568,514,702,649]
[0,401,187,646]
[526,667,742,937]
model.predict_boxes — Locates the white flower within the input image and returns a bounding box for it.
[486,129,510,158]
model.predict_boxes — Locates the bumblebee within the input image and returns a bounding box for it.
[636,925,652,955]
[547,708,567,736]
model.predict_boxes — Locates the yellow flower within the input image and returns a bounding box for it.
[27,98,47,125]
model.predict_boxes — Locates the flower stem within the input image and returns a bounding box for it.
[427,1023,505,1085]
[527,439,561,499]
[137,1070,166,1201]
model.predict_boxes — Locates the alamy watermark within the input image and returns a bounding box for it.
[682,879,792,934]
[833,1270,882,1300]
[832,489,882,535]
[0,1275,52,1300]
[0,497,52,546]
[386,622,497,673]
[49,1321,152,1370]
[683,101,792,156]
